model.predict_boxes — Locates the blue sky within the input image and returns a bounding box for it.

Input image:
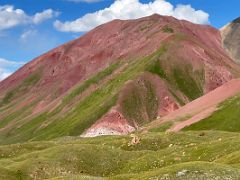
[0,0,239,80]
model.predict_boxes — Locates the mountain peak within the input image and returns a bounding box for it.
[221,17,240,63]
[148,13,162,18]
[233,17,240,24]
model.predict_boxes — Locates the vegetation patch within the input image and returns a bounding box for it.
[120,79,158,127]
[172,65,204,101]
[63,62,120,104]
[139,25,149,32]
[0,99,38,135]
[149,121,173,132]
[146,59,168,80]
[183,95,240,132]
[162,25,174,33]
[0,72,41,105]
[168,88,185,106]
[138,23,154,32]
[5,112,49,144]
[69,95,118,136]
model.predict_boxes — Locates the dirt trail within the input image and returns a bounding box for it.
[145,79,240,131]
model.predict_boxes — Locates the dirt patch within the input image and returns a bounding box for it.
[81,108,135,137]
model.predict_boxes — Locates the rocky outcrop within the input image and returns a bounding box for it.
[221,17,240,63]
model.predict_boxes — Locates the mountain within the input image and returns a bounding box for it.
[221,17,240,63]
[1,14,240,180]
[0,14,240,144]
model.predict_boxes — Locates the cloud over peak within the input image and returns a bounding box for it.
[54,0,209,33]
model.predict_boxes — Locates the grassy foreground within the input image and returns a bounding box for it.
[1,130,240,179]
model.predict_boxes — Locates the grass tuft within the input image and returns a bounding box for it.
[162,25,174,33]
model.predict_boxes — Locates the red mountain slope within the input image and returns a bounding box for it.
[0,14,239,143]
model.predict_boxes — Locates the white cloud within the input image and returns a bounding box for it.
[33,9,60,24]
[0,58,25,81]
[0,5,29,30]
[54,0,209,33]
[0,5,59,30]
[173,4,209,25]
[0,58,25,67]
[0,68,11,81]
[20,29,38,41]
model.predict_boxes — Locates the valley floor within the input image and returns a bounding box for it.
[1,130,240,179]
